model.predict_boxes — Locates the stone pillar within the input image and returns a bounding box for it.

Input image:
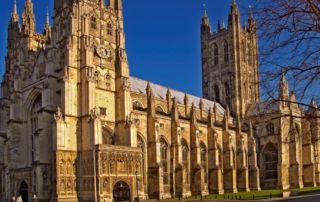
[248,124,260,191]
[207,111,224,194]
[223,131,237,193]
[302,121,316,187]
[289,122,304,189]
[236,135,250,192]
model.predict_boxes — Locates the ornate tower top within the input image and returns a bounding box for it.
[22,0,35,35]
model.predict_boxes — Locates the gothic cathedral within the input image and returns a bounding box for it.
[0,0,319,202]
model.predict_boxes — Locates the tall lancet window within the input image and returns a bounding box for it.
[160,138,169,185]
[182,139,190,184]
[225,83,231,108]
[90,16,97,30]
[107,23,113,36]
[213,43,219,65]
[31,95,42,162]
[223,40,229,62]
[200,142,208,184]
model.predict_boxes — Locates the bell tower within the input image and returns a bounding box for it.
[201,0,260,119]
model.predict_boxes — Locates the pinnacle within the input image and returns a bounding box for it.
[11,0,19,22]
[203,3,207,17]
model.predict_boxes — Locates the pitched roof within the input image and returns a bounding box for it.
[130,77,225,115]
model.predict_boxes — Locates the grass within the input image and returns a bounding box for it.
[183,186,320,200]
[291,186,320,196]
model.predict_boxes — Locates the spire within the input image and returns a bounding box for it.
[228,0,240,27]
[230,0,239,14]
[43,8,51,39]
[279,69,289,100]
[249,5,254,19]
[201,4,211,30]
[46,7,50,25]
[203,3,207,17]
[222,19,226,29]
[11,0,19,23]
[217,20,221,31]
[248,5,256,32]
[22,0,35,35]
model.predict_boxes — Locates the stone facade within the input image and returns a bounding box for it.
[0,0,319,202]
[201,0,320,193]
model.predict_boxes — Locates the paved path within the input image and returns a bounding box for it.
[143,193,320,202]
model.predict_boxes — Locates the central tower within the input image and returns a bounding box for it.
[201,1,260,119]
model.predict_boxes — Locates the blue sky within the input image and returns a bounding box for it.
[0,0,254,97]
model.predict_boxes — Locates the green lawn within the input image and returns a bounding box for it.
[291,186,320,196]
[184,186,320,200]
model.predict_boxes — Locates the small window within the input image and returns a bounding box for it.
[90,16,97,29]
[100,107,107,116]
[107,23,113,36]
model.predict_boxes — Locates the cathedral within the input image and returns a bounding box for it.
[0,0,319,201]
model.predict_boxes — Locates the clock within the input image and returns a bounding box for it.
[95,45,112,59]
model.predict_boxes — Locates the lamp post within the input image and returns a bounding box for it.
[135,171,139,202]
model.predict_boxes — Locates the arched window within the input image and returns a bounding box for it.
[242,40,246,62]
[160,138,169,184]
[214,84,220,103]
[200,142,208,184]
[248,43,253,65]
[31,95,42,162]
[200,143,207,163]
[181,139,190,184]
[137,134,146,185]
[266,123,274,136]
[263,144,278,181]
[90,16,97,29]
[156,106,165,114]
[107,22,113,36]
[213,43,219,65]
[133,101,144,110]
[223,40,229,62]
[225,83,231,108]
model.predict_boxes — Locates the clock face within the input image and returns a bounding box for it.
[95,45,112,59]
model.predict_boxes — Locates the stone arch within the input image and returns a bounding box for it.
[113,180,131,202]
[19,180,29,202]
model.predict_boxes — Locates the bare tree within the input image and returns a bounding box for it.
[250,0,320,111]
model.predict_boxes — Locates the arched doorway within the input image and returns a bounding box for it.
[19,181,28,202]
[113,181,131,202]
